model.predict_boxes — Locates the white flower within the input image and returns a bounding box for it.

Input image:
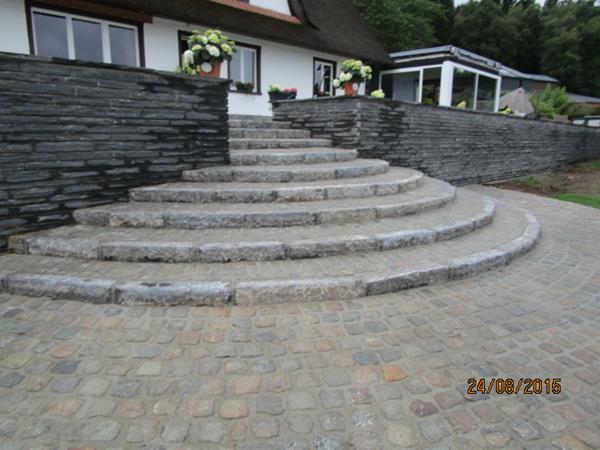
[191,45,203,52]
[222,44,232,55]
[340,72,352,82]
[371,89,385,98]
[182,50,194,67]
[333,79,341,88]
[200,36,208,44]
[209,33,220,44]
[207,45,220,58]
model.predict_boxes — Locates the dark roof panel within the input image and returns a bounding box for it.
[96,0,393,64]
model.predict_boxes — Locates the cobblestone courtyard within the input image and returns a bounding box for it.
[0,186,598,449]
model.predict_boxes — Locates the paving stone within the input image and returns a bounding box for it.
[509,417,543,441]
[126,419,156,442]
[353,351,379,365]
[288,391,316,410]
[319,411,346,431]
[388,423,419,447]
[0,372,24,388]
[410,399,439,417]
[287,414,313,434]
[382,400,405,420]
[315,436,344,450]
[481,426,512,448]
[256,395,284,415]
[220,398,249,419]
[50,376,80,393]
[80,418,121,442]
[162,420,189,442]
[251,418,280,438]
[197,421,227,443]
[320,389,346,409]
[417,418,451,442]
[111,379,141,398]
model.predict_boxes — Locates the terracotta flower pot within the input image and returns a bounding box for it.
[200,61,223,78]
[343,82,360,96]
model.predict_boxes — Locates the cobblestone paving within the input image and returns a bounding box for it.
[0,187,598,449]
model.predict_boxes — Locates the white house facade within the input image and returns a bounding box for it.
[0,0,391,116]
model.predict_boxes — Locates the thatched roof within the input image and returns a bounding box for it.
[96,0,393,65]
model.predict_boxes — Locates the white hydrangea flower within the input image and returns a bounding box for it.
[333,79,341,88]
[207,45,220,58]
[201,36,208,44]
[209,33,220,44]
[191,45,203,52]
[182,50,194,68]
[222,44,232,55]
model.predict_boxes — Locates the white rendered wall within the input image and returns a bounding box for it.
[250,0,291,15]
[0,0,30,54]
[145,17,348,116]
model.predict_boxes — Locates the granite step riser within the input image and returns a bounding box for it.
[75,189,456,230]
[130,174,423,204]
[229,120,291,130]
[230,129,311,139]
[182,162,389,183]
[229,150,358,166]
[12,201,495,263]
[230,139,331,150]
[0,213,540,306]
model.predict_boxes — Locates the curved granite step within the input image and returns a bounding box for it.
[183,159,389,183]
[75,178,456,230]
[230,148,358,166]
[230,138,332,150]
[230,128,311,139]
[11,190,495,263]
[0,202,540,305]
[229,119,291,130]
[131,168,423,203]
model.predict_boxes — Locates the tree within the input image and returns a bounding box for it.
[352,0,449,51]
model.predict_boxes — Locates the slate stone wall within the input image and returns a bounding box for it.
[273,96,600,185]
[0,52,229,250]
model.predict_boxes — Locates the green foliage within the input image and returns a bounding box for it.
[555,193,600,208]
[531,85,573,118]
[352,0,451,51]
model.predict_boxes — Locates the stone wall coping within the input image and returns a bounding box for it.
[272,95,598,130]
[0,51,231,87]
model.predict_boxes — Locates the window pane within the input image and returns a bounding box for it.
[109,25,137,66]
[422,68,442,105]
[477,76,497,111]
[243,48,255,85]
[314,61,333,97]
[230,51,242,82]
[389,71,420,102]
[33,12,68,58]
[73,19,103,62]
[452,68,476,108]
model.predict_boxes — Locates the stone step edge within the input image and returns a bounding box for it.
[75,186,457,229]
[0,210,540,306]
[129,171,424,204]
[229,149,358,166]
[181,159,389,183]
[11,199,496,263]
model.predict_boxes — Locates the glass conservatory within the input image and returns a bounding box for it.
[380,48,503,112]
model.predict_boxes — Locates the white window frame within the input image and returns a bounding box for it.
[30,7,140,66]
[314,59,335,97]
[229,44,259,94]
[380,64,442,104]
[380,62,501,112]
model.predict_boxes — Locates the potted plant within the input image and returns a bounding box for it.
[333,60,373,96]
[235,82,255,93]
[268,85,297,102]
[180,29,235,78]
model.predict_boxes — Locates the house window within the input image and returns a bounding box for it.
[229,43,260,94]
[314,59,336,97]
[30,7,140,66]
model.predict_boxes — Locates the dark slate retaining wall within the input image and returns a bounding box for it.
[273,96,600,185]
[0,52,229,250]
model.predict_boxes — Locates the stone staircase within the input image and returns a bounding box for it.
[0,116,540,306]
